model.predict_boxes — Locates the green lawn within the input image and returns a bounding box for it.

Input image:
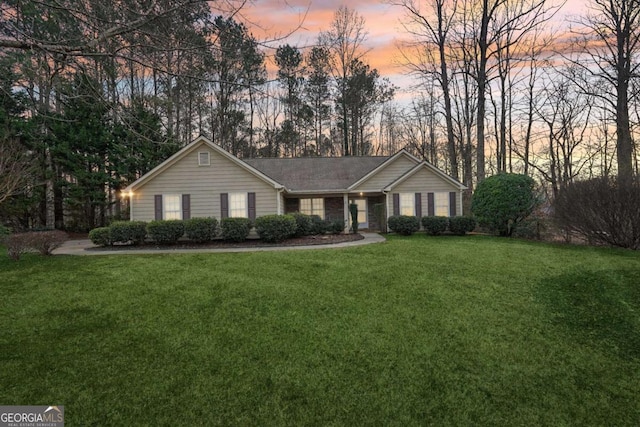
[1,235,639,426]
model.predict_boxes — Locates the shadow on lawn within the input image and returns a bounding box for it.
[536,269,640,361]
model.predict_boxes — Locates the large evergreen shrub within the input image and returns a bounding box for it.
[471,173,538,236]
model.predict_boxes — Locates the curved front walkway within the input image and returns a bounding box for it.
[53,232,386,256]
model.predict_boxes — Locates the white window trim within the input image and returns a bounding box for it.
[164,194,182,220]
[229,192,248,218]
[198,151,211,166]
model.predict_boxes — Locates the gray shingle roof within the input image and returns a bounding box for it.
[243,156,389,191]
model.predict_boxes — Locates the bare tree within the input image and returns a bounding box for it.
[320,6,369,156]
[460,0,559,182]
[571,0,640,181]
[393,0,459,179]
[0,138,36,206]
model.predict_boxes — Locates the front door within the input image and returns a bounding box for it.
[349,198,368,229]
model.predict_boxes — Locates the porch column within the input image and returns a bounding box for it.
[343,193,349,233]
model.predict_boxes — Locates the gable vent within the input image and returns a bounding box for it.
[198,151,210,166]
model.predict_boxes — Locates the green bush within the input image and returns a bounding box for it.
[326,219,345,235]
[255,215,297,243]
[448,216,477,235]
[109,221,147,245]
[309,215,327,235]
[388,215,420,235]
[421,216,449,235]
[291,212,313,237]
[146,220,185,244]
[471,173,538,236]
[220,217,252,242]
[184,217,218,243]
[89,227,111,246]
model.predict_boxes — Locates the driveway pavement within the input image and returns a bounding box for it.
[53,232,386,256]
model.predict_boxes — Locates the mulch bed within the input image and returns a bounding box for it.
[86,233,364,251]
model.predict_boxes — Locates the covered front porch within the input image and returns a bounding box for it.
[284,193,387,232]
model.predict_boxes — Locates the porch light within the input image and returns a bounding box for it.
[359,192,363,196]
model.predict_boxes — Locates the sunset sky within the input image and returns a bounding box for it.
[241,0,589,97]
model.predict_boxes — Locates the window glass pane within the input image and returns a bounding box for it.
[164,195,181,220]
[400,193,415,216]
[230,193,247,218]
[300,198,324,219]
[435,192,450,216]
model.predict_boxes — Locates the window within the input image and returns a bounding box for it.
[198,151,210,166]
[435,192,450,216]
[229,193,247,218]
[300,198,324,219]
[400,193,415,216]
[164,195,182,220]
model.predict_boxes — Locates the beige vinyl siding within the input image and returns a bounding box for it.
[352,155,417,192]
[387,168,462,217]
[132,142,278,221]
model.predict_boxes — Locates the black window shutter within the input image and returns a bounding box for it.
[392,193,400,216]
[248,192,256,220]
[427,192,435,216]
[220,193,229,218]
[182,194,191,220]
[449,192,457,217]
[154,195,163,220]
[415,193,422,218]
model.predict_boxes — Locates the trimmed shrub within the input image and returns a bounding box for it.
[309,215,327,235]
[554,176,640,250]
[326,219,345,235]
[349,203,359,234]
[471,173,538,236]
[421,216,449,236]
[448,216,477,235]
[110,221,147,245]
[291,212,313,237]
[220,217,252,242]
[388,215,420,235]
[255,215,297,243]
[89,227,111,246]
[146,220,185,244]
[184,217,218,243]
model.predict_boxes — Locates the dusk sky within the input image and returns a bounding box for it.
[241,0,588,97]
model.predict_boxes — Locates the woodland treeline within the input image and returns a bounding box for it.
[0,0,639,230]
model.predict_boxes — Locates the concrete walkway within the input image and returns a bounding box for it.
[53,232,386,256]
